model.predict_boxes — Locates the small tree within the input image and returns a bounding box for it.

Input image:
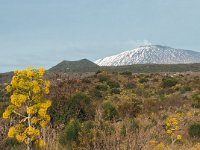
[2,66,51,150]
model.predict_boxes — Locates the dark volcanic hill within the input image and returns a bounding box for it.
[49,59,100,72]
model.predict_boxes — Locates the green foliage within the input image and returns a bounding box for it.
[180,86,192,93]
[124,82,137,89]
[130,119,139,131]
[98,75,109,82]
[0,101,9,116]
[120,71,132,76]
[82,121,94,131]
[91,89,103,99]
[102,101,118,120]
[5,138,21,146]
[59,119,81,146]
[139,78,149,83]
[118,99,142,118]
[95,84,108,91]
[107,80,120,89]
[67,93,93,121]
[82,78,91,83]
[162,77,177,88]
[110,88,120,94]
[192,93,200,108]
[188,123,200,138]
[96,70,102,74]
[49,96,68,125]
[50,93,94,126]
[99,121,115,135]
[120,124,127,137]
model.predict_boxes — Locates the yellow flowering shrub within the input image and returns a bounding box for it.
[2,66,51,149]
[165,113,185,144]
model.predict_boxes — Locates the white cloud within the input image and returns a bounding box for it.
[125,40,153,48]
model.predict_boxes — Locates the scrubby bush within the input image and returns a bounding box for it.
[124,82,137,89]
[130,118,139,131]
[82,78,91,83]
[95,84,108,91]
[96,70,102,74]
[188,123,200,138]
[59,119,81,146]
[162,77,177,88]
[120,71,132,76]
[49,96,68,125]
[107,80,120,89]
[192,93,200,108]
[180,86,192,93]
[67,93,94,121]
[82,120,94,131]
[91,89,103,99]
[118,99,142,118]
[110,88,120,94]
[50,93,93,126]
[139,78,148,83]
[98,75,109,82]
[102,101,118,120]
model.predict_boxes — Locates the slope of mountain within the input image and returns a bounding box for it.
[95,45,200,66]
[49,59,100,72]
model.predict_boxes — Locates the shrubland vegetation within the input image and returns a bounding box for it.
[0,68,200,150]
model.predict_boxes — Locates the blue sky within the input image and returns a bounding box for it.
[0,0,200,72]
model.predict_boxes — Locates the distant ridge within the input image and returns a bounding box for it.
[49,59,100,72]
[95,45,200,66]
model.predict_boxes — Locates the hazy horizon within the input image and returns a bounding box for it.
[1,0,200,72]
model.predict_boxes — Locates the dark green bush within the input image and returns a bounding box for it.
[120,71,132,76]
[95,84,108,91]
[110,88,120,94]
[67,93,93,121]
[91,89,103,99]
[118,99,142,118]
[82,120,94,131]
[180,86,192,93]
[102,101,118,120]
[162,77,177,88]
[188,123,200,138]
[192,93,200,108]
[98,75,109,82]
[107,81,120,89]
[130,119,139,131]
[50,93,94,126]
[139,78,148,83]
[59,119,81,146]
[124,82,137,89]
[96,70,102,74]
[82,78,91,83]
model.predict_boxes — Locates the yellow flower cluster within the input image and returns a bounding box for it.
[155,142,165,149]
[6,66,50,95]
[2,105,16,119]
[165,114,183,143]
[11,94,27,107]
[26,105,37,114]
[35,138,46,147]
[8,124,25,138]
[24,126,40,137]
[8,126,16,138]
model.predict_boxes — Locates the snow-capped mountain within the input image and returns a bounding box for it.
[95,45,200,66]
